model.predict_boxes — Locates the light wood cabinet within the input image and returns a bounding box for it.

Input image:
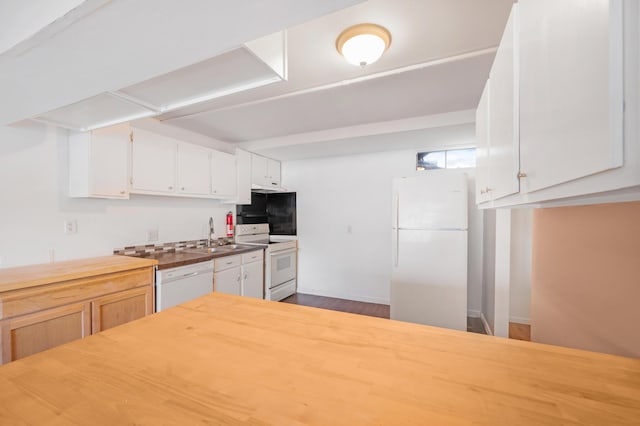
[0,302,91,364]
[91,286,153,333]
[0,257,155,365]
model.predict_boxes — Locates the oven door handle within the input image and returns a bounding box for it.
[269,248,297,257]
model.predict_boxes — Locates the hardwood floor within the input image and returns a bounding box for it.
[509,322,531,341]
[280,293,487,335]
[280,293,390,318]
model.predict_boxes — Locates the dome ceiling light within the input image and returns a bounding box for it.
[336,23,391,67]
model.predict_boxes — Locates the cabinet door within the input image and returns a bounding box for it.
[177,143,211,195]
[131,128,177,193]
[0,302,91,365]
[91,286,153,333]
[214,267,241,295]
[241,261,264,299]
[211,150,237,198]
[475,81,490,204]
[251,154,269,186]
[90,125,130,198]
[235,149,252,204]
[488,4,519,200]
[519,0,623,193]
[266,159,281,188]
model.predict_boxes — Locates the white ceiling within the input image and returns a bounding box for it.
[158,0,514,159]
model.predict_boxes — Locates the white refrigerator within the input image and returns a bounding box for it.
[391,172,468,331]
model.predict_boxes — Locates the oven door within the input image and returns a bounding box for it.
[269,248,297,288]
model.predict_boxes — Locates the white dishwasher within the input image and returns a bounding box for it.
[155,260,214,312]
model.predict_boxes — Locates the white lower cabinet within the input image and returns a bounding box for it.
[214,255,242,296]
[213,251,264,299]
[241,250,264,299]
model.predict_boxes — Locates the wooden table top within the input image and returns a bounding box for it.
[0,255,158,292]
[0,293,638,425]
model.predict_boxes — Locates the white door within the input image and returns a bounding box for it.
[241,261,263,299]
[177,143,210,195]
[519,0,623,192]
[251,154,268,186]
[488,4,520,201]
[391,229,468,331]
[394,173,467,230]
[266,158,281,187]
[211,150,237,197]
[89,125,130,198]
[214,267,241,295]
[475,81,490,204]
[131,128,177,193]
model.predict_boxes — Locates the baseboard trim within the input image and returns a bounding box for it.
[480,312,493,336]
[296,287,390,305]
[467,309,481,318]
[509,316,530,325]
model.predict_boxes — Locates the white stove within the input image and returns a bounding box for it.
[235,224,297,301]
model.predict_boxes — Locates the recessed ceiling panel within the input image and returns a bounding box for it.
[36,93,153,131]
[117,47,282,112]
[165,52,493,142]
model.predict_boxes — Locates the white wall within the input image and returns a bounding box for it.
[482,209,496,333]
[509,208,532,324]
[0,122,234,268]
[282,149,484,310]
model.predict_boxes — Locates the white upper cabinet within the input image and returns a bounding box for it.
[211,150,237,198]
[476,0,639,208]
[487,4,519,201]
[69,124,131,199]
[177,143,211,196]
[235,149,252,205]
[251,154,281,189]
[130,128,178,194]
[475,82,490,204]
[519,0,623,193]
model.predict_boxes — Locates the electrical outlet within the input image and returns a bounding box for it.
[147,228,159,242]
[63,220,77,234]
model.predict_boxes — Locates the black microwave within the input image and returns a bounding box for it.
[236,192,296,236]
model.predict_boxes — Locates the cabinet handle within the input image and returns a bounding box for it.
[181,187,185,191]
[236,275,240,282]
[486,187,492,193]
[120,190,125,195]
[168,186,173,190]
[226,261,232,265]
[244,273,248,280]
[480,189,486,195]
[517,172,527,179]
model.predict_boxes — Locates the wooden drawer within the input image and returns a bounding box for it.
[0,268,154,321]
[242,250,264,264]
[215,255,242,272]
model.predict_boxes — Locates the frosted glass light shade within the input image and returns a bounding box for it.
[336,23,391,67]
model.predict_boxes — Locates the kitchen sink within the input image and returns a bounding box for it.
[185,244,252,254]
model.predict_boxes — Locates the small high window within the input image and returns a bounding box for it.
[416,148,476,170]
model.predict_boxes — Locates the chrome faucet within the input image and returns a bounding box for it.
[207,217,215,247]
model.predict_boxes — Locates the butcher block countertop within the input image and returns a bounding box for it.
[0,294,638,425]
[0,255,158,292]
